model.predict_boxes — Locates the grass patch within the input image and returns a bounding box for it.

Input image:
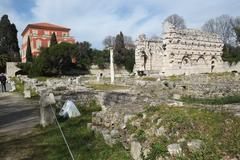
[87,83,128,91]
[205,72,234,77]
[35,76,49,82]
[11,77,39,98]
[134,129,146,142]
[0,101,132,160]
[142,77,157,81]
[146,137,169,160]
[181,95,240,105]
[30,87,40,99]
[167,75,182,81]
[139,105,240,159]
[11,77,24,93]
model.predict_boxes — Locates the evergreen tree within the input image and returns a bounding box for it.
[114,31,125,51]
[114,31,126,67]
[235,27,240,43]
[26,36,32,62]
[50,32,58,47]
[75,41,93,70]
[0,15,20,62]
[124,49,135,73]
[112,31,135,72]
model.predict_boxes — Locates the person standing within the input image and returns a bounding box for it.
[0,73,7,92]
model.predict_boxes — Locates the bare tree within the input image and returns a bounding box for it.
[150,35,162,41]
[202,15,235,44]
[234,16,240,27]
[124,36,135,49]
[163,14,186,29]
[103,36,115,48]
[103,35,135,49]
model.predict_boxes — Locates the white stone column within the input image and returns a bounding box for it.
[109,47,115,84]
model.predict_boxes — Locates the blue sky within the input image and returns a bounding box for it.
[0,0,240,49]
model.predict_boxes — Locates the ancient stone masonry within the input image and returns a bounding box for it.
[135,22,240,76]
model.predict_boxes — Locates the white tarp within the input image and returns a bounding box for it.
[59,100,81,118]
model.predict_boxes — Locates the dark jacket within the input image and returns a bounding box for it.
[0,75,6,83]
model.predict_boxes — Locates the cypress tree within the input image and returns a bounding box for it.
[114,31,126,67]
[50,32,58,47]
[26,36,32,62]
[114,31,125,51]
[0,15,20,62]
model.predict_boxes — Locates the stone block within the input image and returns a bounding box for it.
[173,94,181,100]
[155,126,166,137]
[24,90,31,98]
[48,93,56,105]
[110,129,119,138]
[76,76,81,85]
[9,81,16,92]
[131,141,142,160]
[40,105,55,127]
[187,139,203,152]
[167,143,182,156]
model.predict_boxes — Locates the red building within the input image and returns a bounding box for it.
[21,22,75,62]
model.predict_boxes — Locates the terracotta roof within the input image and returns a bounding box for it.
[21,22,71,36]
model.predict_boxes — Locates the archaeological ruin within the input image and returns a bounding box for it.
[135,22,240,76]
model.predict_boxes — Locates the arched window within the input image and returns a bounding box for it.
[170,53,175,58]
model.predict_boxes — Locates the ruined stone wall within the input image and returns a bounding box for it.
[135,35,164,74]
[134,23,240,76]
[6,62,21,77]
[162,27,224,75]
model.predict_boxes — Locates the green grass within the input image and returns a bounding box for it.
[11,77,39,98]
[35,76,49,81]
[30,87,40,99]
[181,95,240,105]
[205,72,234,77]
[87,83,128,91]
[146,137,169,160]
[11,77,24,93]
[0,101,132,160]
[129,105,240,159]
[142,77,157,81]
[134,129,146,142]
[167,75,182,81]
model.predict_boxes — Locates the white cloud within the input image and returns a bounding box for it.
[0,0,240,48]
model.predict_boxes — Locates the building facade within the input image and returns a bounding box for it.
[21,23,75,62]
[134,22,240,76]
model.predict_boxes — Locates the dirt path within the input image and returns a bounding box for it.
[0,93,44,160]
[0,92,40,138]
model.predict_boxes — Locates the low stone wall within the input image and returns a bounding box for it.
[90,66,129,77]
[133,73,240,99]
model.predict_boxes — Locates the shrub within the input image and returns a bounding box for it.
[222,44,240,64]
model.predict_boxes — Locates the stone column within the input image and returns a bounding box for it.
[109,47,115,84]
[40,93,56,127]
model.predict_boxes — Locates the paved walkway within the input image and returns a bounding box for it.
[0,92,40,137]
